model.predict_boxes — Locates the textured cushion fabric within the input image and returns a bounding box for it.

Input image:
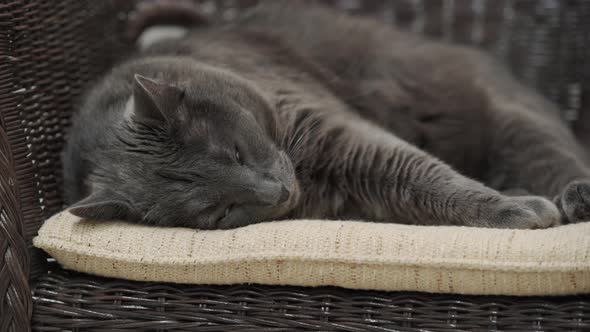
[34,211,590,296]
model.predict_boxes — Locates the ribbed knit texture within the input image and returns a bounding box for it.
[34,211,590,295]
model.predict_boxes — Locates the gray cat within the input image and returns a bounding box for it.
[63,2,590,229]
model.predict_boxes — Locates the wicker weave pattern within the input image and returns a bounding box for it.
[0,72,31,332]
[0,1,133,330]
[1,1,36,331]
[0,0,589,331]
[32,267,590,332]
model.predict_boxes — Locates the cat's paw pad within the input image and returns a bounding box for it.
[559,181,590,224]
[490,196,560,229]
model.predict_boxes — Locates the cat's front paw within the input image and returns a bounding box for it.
[557,180,590,224]
[486,196,561,229]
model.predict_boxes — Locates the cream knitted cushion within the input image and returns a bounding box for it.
[34,211,590,296]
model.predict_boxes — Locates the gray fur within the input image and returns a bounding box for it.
[63,2,590,229]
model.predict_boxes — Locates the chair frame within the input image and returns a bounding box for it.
[1,1,589,331]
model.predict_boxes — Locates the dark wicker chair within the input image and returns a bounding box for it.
[1,1,589,331]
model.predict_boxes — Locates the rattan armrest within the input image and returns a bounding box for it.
[0,115,32,332]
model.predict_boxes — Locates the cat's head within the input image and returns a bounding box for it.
[69,64,299,229]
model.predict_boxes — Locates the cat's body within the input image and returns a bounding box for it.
[64,2,590,229]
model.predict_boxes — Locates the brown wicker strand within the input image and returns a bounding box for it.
[31,267,590,332]
[1,1,33,331]
[0,127,32,332]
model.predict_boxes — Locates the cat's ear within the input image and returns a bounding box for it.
[68,190,140,221]
[133,74,184,123]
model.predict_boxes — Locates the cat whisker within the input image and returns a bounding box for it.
[287,117,323,159]
[287,122,310,154]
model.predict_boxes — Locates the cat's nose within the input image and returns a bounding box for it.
[250,177,290,206]
[277,185,290,204]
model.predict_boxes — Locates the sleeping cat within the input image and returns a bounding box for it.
[63,2,590,229]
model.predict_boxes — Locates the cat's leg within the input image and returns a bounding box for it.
[288,111,560,228]
[485,101,590,224]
